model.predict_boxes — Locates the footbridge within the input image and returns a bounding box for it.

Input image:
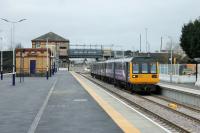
[68,45,113,59]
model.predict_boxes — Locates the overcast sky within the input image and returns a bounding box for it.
[0,0,200,51]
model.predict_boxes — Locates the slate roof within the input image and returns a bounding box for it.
[32,32,69,42]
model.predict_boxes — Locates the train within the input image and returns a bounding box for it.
[90,56,160,93]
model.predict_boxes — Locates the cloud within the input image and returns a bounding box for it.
[0,0,199,51]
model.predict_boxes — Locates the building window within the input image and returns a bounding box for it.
[60,47,66,49]
[36,42,40,48]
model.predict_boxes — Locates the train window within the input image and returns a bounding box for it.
[108,63,112,69]
[116,63,123,69]
[151,63,157,73]
[142,63,148,73]
[133,64,139,73]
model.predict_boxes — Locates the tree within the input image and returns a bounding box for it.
[15,43,23,48]
[125,50,133,57]
[180,18,200,59]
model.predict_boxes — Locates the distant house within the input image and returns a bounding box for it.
[31,32,70,68]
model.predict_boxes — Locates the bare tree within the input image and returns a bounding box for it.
[15,43,23,48]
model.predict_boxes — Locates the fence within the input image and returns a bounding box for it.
[0,51,13,73]
[159,64,197,83]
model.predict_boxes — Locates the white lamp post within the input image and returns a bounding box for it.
[167,36,173,83]
[46,38,49,80]
[1,18,26,85]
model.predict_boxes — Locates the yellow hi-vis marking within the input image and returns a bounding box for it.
[71,72,140,133]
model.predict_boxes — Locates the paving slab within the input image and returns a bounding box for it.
[0,75,55,133]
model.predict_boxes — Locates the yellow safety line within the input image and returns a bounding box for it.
[71,72,140,133]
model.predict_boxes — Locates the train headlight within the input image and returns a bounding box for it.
[132,75,138,78]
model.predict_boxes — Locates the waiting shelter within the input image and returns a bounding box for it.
[15,48,52,76]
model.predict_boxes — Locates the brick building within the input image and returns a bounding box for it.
[31,32,70,68]
[15,48,52,76]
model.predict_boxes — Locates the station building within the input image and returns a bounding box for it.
[15,32,70,76]
[31,32,70,68]
[15,48,52,76]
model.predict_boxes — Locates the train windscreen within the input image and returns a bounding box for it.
[150,63,157,73]
[142,63,148,73]
[133,64,139,74]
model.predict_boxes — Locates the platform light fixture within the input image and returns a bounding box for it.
[0,18,27,85]
[46,38,49,80]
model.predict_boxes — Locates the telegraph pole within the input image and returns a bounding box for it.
[140,34,141,52]
[145,28,148,53]
[160,36,163,52]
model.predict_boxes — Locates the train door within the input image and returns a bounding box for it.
[125,62,129,88]
[113,62,116,84]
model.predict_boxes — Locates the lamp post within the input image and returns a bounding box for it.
[46,38,49,80]
[168,36,173,83]
[1,18,26,86]
[194,58,200,86]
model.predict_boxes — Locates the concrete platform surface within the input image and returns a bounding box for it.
[72,72,169,133]
[34,71,122,133]
[0,71,170,133]
[0,71,122,133]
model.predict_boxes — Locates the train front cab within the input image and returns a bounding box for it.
[128,61,160,92]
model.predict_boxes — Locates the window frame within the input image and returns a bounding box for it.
[35,42,40,48]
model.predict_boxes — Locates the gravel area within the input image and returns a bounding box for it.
[144,96,200,121]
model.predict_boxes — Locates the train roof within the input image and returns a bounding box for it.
[93,56,154,64]
[106,56,153,62]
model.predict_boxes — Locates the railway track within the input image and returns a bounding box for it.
[152,95,200,113]
[78,73,200,133]
[143,95,200,121]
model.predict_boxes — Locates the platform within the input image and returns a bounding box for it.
[0,71,169,133]
[158,81,200,108]
[72,72,169,133]
[158,81,200,96]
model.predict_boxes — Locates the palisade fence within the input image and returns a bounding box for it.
[159,64,197,83]
[0,51,13,80]
[0,51,13,73]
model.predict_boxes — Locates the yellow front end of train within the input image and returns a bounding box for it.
[128,62,160,85]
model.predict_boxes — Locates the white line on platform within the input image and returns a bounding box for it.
[3,72,16,75]
[27,79,57,133]
[100,88,171,133]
